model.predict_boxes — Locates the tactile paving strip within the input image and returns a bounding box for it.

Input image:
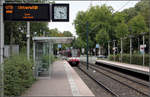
[64,61,80,96]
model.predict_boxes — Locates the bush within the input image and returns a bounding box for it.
[41,54,56,68]
[108,54,149,66]
[4,54,35,96]
[42,54,56,63]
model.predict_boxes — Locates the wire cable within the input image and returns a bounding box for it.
[115,1,130,12]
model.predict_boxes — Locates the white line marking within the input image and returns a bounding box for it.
[64,62,80,96]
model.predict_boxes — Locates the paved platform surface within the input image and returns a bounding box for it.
[23,60,94,96]
[96,59,149,75]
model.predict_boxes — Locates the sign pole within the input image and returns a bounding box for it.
[27,22,30,60]
[113,40,116,61]
[143,35,145,66]
[0,0,4,96]
[121,38,123,62]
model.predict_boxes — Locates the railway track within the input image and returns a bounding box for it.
[88,64,150,96]
[74,67,116,97]
[78,63,149,97]
[77,66,119,97]
[93,63,149,87]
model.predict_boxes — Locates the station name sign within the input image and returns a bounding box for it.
[3,3,50,21]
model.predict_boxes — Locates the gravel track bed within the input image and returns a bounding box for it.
[94,63,149,85]
[90,63,150,96]
[94,63,149,86]
[79,64,148,97]
[73,67,114,97]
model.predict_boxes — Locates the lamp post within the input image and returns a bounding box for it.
[86,23,101,69]
[141,32,146,66]
[76,21,89,70]
[0,0,4,65]
[129,35,133,64]
[108,41,111,57]
[120,38,123,62]
[0,0,4,96]
[113,40,116,61]
[27,22,30,60]
[77,21,101,70]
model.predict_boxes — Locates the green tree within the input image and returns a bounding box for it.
[4,21,49,48]
[74,37,86,49]
[128,14,148,35]
[122,0,150,27]
[135,0,150,27]
[115,22,128,39]
[122,7,137,23]
[74,5,113,48]
[112,12,129,39]
[95,28,109,45]
[47,28,63,37]
[63,31,73,37]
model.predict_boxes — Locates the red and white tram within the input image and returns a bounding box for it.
[61,49,80,66]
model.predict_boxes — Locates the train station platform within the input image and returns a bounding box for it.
[96,59,149,76]
[22,60,94,96]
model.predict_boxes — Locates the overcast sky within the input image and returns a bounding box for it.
[48,1,139,36]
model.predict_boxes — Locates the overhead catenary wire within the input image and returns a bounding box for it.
[115,1,130,12]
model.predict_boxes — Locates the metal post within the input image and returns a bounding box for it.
[0,0,4,64]
[0,0,4,96]
[98,48,100,56]
[86,22,89,70]
[149,12,150,85]
[0,0,4,65]
[108,41,110,57]
[43,31,45,36]
[148,0,150,87]
[143,35,145,66]
[27,22,30,60]
[130,37,132,64]
[138,37,140,54]
[49,42,51,77]
[33,41,36,78]
[121,38,123,62]
[113,40,116,61]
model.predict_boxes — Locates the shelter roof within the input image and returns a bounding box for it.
[33,37,74,44]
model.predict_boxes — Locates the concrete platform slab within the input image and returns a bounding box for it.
[96,59,149,75]
[22,60,94,96]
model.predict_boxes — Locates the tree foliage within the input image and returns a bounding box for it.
[63,31,73,37]
[128,14,147,35]
[74,5,114,48]
[74,0,149,54]
[4,0,150,54]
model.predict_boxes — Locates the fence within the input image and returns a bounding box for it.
[4,45,19,58]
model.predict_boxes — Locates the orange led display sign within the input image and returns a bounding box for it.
[3,3,50,21]
[17,6,38,10]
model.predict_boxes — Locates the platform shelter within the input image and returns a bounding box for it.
[32,37,74,78]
